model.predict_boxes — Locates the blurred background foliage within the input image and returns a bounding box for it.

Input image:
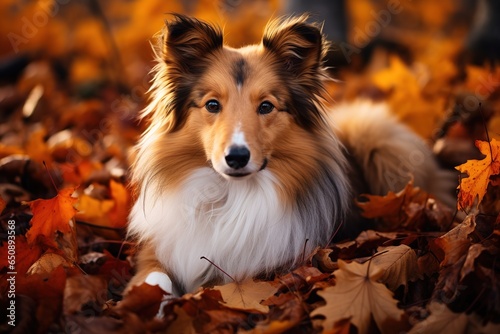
[0,0,499,148]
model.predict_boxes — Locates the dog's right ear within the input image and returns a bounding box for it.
[160,14,223,74]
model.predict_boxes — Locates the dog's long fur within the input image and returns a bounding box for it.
[127,15,455,296]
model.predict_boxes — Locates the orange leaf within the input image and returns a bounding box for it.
[455,139,500,209]
[26,187,78,244]
[25,126,52,165]
[108,180,131,228]
[356,178,427,230]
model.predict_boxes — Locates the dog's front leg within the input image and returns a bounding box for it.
[125,243,174,317]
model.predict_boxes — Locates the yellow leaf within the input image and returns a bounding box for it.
[311,260,407,334]
[213,279,278,313]
[455,139,500,209]
[75,193,115,227]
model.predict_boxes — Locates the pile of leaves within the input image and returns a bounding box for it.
[1,0,500,333]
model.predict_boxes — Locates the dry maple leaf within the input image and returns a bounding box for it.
[311,260,407,334]
[26,187,78,244]
[213,279,279,313]
[456,138,500,209]
[356,177,428,230]
[371,245,420,291]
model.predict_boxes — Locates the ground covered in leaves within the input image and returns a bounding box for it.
[1,0,500,333]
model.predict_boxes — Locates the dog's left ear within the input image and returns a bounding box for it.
[262,16,327,77]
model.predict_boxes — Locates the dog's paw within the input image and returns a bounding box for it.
[144,271,174,318]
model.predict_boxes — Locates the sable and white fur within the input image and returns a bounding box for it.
[127,15,454,296]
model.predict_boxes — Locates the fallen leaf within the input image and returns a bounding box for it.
[108,179,131,228]
[456,139,500,209]
[26,187,78,244]
[311,260,408,334]
[408,302,468,334]
[434,215,476,267]
[0,235,43,275]
[75,193,115,226]
[460,243,487,281]
[371,245,420,291]
[17,266,67,333]
[357,178,428,230]
[165,305,197,334]
[27,252,72,275]
[63,275,109,315]
[117,282,166,319]
[213,279,279,313]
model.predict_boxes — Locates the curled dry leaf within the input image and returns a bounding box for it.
[433,215,476,267]
[27,252,71,276]
[371,245,420,291]
[311,260,408,334]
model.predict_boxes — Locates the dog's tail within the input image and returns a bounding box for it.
[330,100,456,208]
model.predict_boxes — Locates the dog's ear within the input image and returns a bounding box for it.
[262,16,327,78]
[160,14,223,73]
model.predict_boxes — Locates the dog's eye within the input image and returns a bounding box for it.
[205,100,221,113]
[258,101,274,114]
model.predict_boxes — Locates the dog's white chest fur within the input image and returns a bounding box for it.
[129,168,308,293]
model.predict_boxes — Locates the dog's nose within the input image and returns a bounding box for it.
[225,146,250,169]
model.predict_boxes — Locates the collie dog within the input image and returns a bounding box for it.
[127,15,454,296]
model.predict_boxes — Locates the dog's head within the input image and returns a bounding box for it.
[147,14,330,180]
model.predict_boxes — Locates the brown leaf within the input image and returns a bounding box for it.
[434,215,476,267]
[357,178,429,230]
[117,282,166,319]
[27,252,72,275]
[371,245,421,291]
[165,305,197,334]
[408,302,467,334]
[17,266,67,334]
[63,275,108,315]
[460,243,487,281]
[311,260,408,334]
[213,279,279,313]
